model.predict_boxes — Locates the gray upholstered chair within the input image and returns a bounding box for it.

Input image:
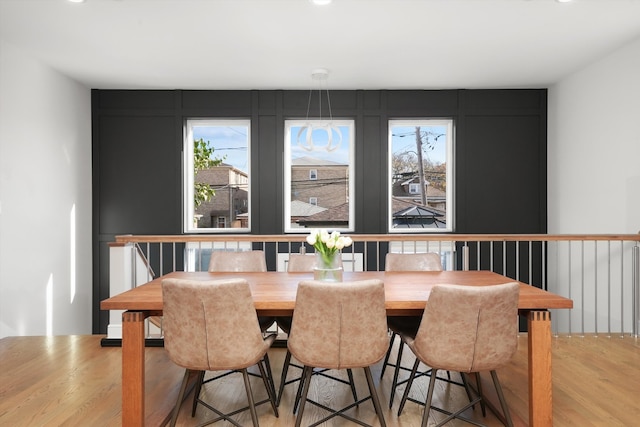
[286,253,317,272]
[208,250,268,273]
[208,250,275,332]
[162,278,279,427]
[397,282,520,427]
[288,279,389,427]
[382,252,447,407]
[275,254,358,411]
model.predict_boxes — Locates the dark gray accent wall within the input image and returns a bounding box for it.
[92,89,547,333]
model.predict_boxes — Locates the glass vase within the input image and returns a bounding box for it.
[313,251,343,282]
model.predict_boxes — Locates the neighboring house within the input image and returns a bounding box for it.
[289,200,328,229]
[291,156,348,212]
[297,203,350,228]
[195,163,249,228]
[391,174,447,211]
[391,197,446,229]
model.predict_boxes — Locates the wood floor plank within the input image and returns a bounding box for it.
[1,334,638,426]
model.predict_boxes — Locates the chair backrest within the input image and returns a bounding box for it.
[412,282,520,373]
[287,254,317,272]
[208,250,267,272]
[162,278,268,371]
[385,252,443,271]
[288,279,389,370]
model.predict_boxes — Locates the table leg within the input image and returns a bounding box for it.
[122,311,146,426]
[527,310,553,427]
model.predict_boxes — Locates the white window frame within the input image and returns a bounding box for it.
[388,119,454,233]
[409,183,421,194]
[309,169,318,180]
[284,119,355,233]
[184,118,251,233]
[309,197,318,206]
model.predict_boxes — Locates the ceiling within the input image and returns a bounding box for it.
[1,0,640,90]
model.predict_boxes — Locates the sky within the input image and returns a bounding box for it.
[192,120,449,173]
[390,123,448,165]
[193,124,249,173]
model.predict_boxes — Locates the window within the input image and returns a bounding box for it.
[184,119,251,232]
[309,197,318,206]
[284,119,355,232]
[389,119,454,232]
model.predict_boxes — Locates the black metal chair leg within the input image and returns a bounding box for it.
[191,370,206,416]
[421,368,439,427]
[380,331,397,379]
[276,350,292,407]
[389,338,405,408]
[346,368,359,406]
[257,357,279,418]
[294,366,314,427]
[364,366,387,427]
[241,369,260,427]
[397,358,420,416]
[475,371,487,416]
[170,369,191,427]
[491,370,514,427]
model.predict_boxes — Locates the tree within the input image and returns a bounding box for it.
[194,138,225,208]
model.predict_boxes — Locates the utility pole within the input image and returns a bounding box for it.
[415,126,427,205]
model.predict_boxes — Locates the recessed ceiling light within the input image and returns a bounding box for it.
[310,0,332,5]
[68,0,86,3]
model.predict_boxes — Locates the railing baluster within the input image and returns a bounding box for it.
[515,240,520,282]
[633,243,639,337]
[607,240,611,336]
[620,240,625,337]
[594,241,598,336]
[580,240,584,337]
[528,240,532,286]
[159,241,163,277]
[568,241,572,336]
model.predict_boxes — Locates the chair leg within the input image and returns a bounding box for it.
[421,368,439,427]
[241,368,260,427]
[191,370,206,416]
[293,365,308,414]
[346,368,359,405]
[460,371,476,409]
[364,366,387,427]
[491,370,514,427]
[276,350,292,407]
[262,352,277,401]
[475,372,487,416]
[257,357,279,417]
[397,358,420,416]
[170,369,191,427]
[389,338,405,408]
[294,366,314,427]
[380,331,397,379]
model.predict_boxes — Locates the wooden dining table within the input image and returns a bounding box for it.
[101,270,573,427]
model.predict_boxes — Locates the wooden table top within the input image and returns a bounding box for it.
[101,270,573,316]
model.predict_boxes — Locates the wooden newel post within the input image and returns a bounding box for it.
[122,311,147,426]
[528,310,553,427]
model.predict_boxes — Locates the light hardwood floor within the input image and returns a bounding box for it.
[0,334,638,426]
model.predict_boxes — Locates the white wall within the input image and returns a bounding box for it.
[0,40,92,338]
[547,36,640,334]
[548,36,640,234]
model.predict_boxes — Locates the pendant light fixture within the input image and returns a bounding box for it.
[297,69,342,152]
